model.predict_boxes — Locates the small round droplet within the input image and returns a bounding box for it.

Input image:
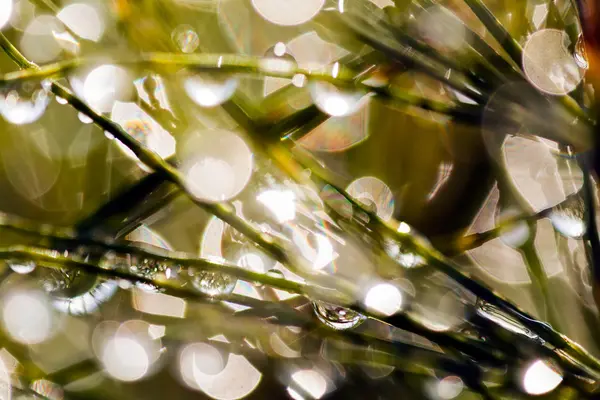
[183,74,238,108]
[574,34,588,70]
[309,82,367,117]
[78,112,93,124]
[0,80,50,124]
[172,25,200,53]
[55,96,68,105]
[8,260,36,274]
[192,271,237,297]
[312,300,366,330]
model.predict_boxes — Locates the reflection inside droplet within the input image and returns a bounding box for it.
[313,300,366,330]
[192,271,237,297]
[172,24,200,53]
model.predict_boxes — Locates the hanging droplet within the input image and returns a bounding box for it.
[574,34,589,70]
[476,298,542,342]
[312,300,366,330]
[78,112,93,124]
[8,260,36,274]
[309,81,367,117]
[192,271,237,297]
[549,195,586,239]
[0,79,50,124]
[172,25,200,53]
[55,96,68,105]
[266,268,285,279]
[183,73,238,107]
[383,238,426,268]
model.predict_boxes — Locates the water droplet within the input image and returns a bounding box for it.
[8,260,36,274]
[192,271,237,297]
[172,25,199,53]
[549,195,586,239]
[312,300,366,330]
[78,112,93,124]
[309,81,367,117]
[383,238,425,268]
[183,73,238,107]
[266,268,285,279]
[0,80,50,124]
[476,298,541,341]
[574,34,588,70]
[55,96,68,105]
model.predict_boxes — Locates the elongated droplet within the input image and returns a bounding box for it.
[574,34,589,70]
[0,80,50,124]
[8,260,36,274]
[476,298,542,342]
[312,300,366,330]
[192,271,237,297]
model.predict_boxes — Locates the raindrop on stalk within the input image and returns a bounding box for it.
[172,25,199,53]
[0,79,51,124]
[192,271,237,297]
[183,73,238,107]
[312,300,366,330]
[8,260,36,274]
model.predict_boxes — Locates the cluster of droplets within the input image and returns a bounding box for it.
[100,251,173,292]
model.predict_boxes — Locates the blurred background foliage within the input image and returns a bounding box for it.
[0,0,597,399]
